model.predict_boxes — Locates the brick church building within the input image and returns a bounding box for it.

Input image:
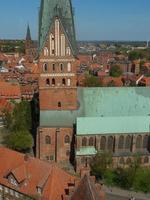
[36,0,150,172]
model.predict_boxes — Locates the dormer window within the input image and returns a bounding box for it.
[10,176,18,187]
[37,187,42,195]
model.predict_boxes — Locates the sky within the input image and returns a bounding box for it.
[0,0,150,41]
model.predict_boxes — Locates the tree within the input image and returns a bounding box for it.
[5,130,33,152]
[109,65,122,77]
[3,101,33,153]
[4,101,32,132]
[128,51,143,61]
[133,168,150,193]
[90,151,112,179]
[84,75,103,87]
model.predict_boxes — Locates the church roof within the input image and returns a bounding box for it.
[77,116,150,135]
[40,87,150,128]
[76,147,97,156]
[71,175,101,200]
[39,0,77,55]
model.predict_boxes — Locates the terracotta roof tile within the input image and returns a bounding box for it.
[0,147,77,200]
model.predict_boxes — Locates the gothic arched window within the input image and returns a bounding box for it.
[144,156,149,164]
[82,137,87,147]
[62,78,66,86]
[119,157,125,165]
[43,63,48,72]
[60,63,64,71]
[125,135,132,150]
[58,102,61,108]
[107,136,114,151]
[64,135,70,144]
[89,137,94,146]
[118,136,124,149]
[126,157,132,165]
[52,78,55,86]
[46,78,50,86]
[136,135,142,149]
[100,136,106,150]
[52,63,55,71]
[143,135,148,149]
[45,136,51,144]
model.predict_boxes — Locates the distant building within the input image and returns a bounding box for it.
[25,25,37,61]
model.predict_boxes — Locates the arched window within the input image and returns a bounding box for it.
[44,47,49,56]
[62,78,66,86]
[82,137,87,147]
[144,156,149,164]
[50,34,55,55]
[52,78,55,86]
[45,136,51,144]
[125,135,132,150]
[136,135,142,149]
[100,136,106,150]
[64,135,70,144]
[118,136,124,149]
[60,63,64,71]
[107,136,114,151]
[43,63,48,72]
[89,137,94,146]
[119,157,125,165]
[126,157,132,165]
[67,63,71,72]
[58,102,61,108]
[52,63,55,71]
[143,135,148,149]
[46,78,50,86]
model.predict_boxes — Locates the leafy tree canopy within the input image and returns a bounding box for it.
[5,130,33,152]
[84,75,103,87]
[109,65,123,77]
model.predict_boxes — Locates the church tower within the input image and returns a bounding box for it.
[37,0,78,162]
[38,0,77,110]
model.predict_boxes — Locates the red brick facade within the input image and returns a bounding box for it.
[37,17,77,162]
[36,127,74,162]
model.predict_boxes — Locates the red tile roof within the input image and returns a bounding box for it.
[0,147,77,200]
[0,82,21,99]
[0,98,13,115]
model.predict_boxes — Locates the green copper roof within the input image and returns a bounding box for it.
[40,87,150,127]
[39,0,77,54]
[76,147,97,156]
[77,116,150,135]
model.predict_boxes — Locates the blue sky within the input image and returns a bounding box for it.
[0,0,150,41]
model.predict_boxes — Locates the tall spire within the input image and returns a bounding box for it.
[38,0,77,55]
[26,24,31,41]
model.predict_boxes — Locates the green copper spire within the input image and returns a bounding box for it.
[38,0,77,55]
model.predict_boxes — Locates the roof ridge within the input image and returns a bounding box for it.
[86,175,96,200]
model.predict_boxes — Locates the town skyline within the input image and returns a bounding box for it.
[0,0,150,41]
